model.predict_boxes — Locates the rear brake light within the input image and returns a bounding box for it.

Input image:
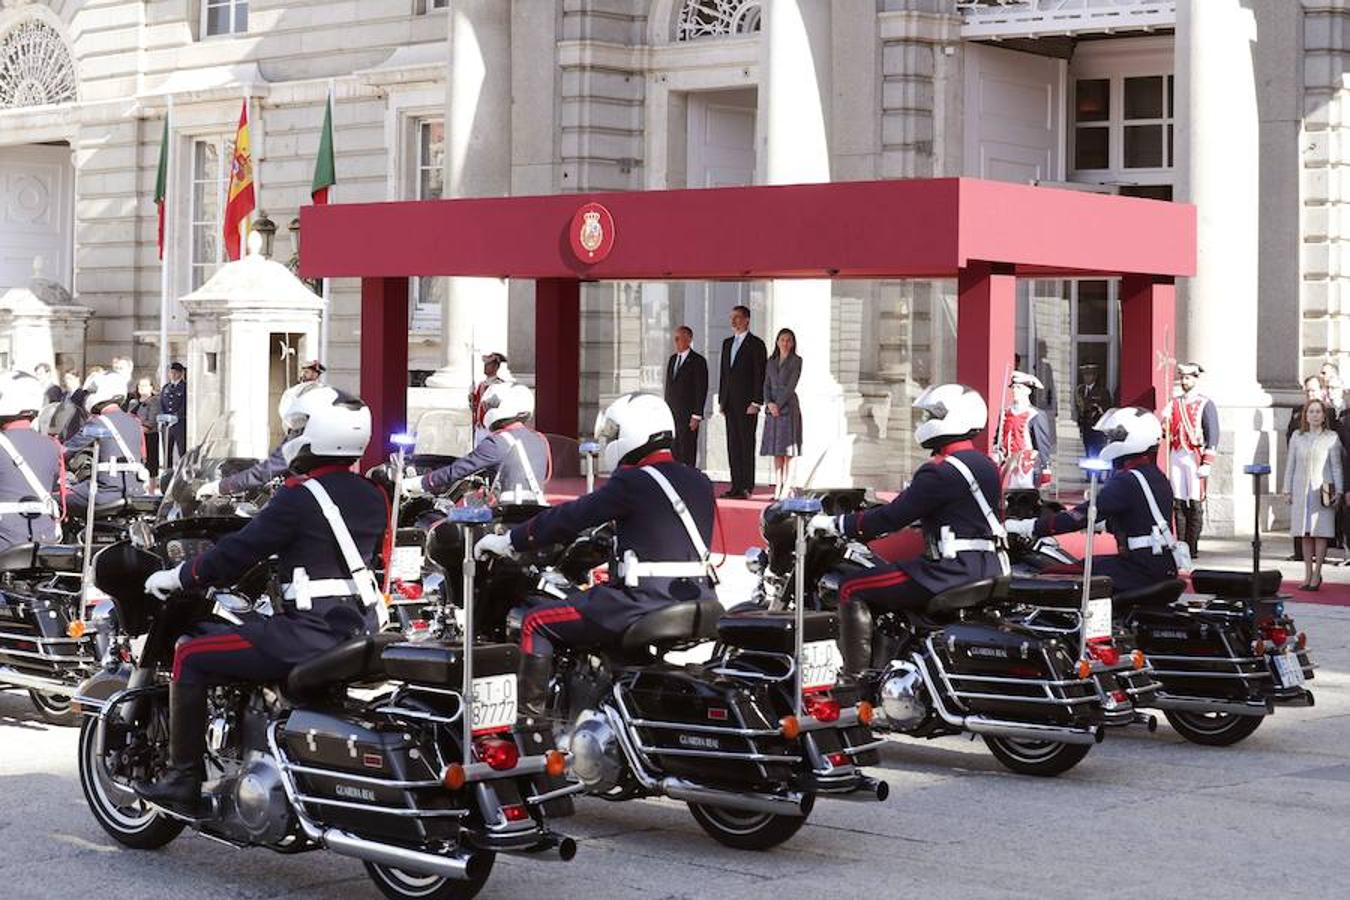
[827,751,849,767]
[395,580,423,600]
[1261,624,1289,647]
[1111,690,1128,704]
[475,737,520,772]
[410,619,429,632]
[1087,643,1120,666]
[803,695,840,723]
[500,803,529,822]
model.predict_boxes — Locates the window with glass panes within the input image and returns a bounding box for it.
[417,0,449,12]
[189,138,233,291]
[1072,74,1174,178]
[412,118,445,330]
[204,0,248,37]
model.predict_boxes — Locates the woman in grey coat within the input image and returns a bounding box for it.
[760,328,803,499]
[1284,398,1344,591]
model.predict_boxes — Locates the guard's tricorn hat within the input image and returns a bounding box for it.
[481,352,507,365]
[1009,370,1044,390]
[169,362,186,373]
[1176,362,1204,377]
[301,359,326,374]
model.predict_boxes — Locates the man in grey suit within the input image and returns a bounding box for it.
[664,325,709,467]
[719,305,767,499]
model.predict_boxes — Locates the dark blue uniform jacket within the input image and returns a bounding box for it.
[219,445,289,495]
[424,424,551,496]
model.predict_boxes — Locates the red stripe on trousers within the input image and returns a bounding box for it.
[172,634,253,681]
[522,606,582,654]
[838,569,911,606]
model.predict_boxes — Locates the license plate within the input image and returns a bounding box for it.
[1272,652,1306,688]
[470,673,518,735]
[1084,597,1113,641]
[802,640,843,691]
[389,545,424,583]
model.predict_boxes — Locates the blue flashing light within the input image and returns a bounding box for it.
[1078,457,1113,473]
[390,432,418,448]
[781,497,823,515]
[579,441,601,455]
[1243,464,1272,476]
[446,506,493,525]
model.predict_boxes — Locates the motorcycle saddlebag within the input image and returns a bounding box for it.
[281,709,460,843]
[716,609,837,653]
[1128,608,1265,700]
[931,622,1092,724]
[382,640,520,686]
[618,665,796,789]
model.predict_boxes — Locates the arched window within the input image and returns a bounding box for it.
[0,18,77,109]
[676,0,762,42]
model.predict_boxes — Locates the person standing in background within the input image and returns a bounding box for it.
[33,362,61,405]
[128,376,162,480]
[1285,399,1343,591]
[760,328,803,500]
[1164,362,1220,559]
[112,356,135,399]
[718,305,767,499]
[161,362,188,469]
[996,371,1054,490]
[663,325,708,467]
[469,352,510,446]
[1075,363,1112,458]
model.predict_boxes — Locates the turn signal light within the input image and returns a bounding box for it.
[856,701,875,727]
[779,715,801,740]
[443,764,467,791]
[66,620,86,639]
[476,737,520,772]
[1131,650,1147,670]
[545,750,567,778]
[803,695,840,723]
[1075,660,1092,679]
[1252,638,1267,657]
[1296,632,1308,651]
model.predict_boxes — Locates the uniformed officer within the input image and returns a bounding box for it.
[809,384,1007,678]
[404,383,551,505]
[474,392,716,726]
[160,361,188,469]
[195,382,325,500]
[1163,362,1219,558]
[136,386,386,812]
[0,371,64,551]
[1006,407,1181,593]
[65,371,149,508]
[996,371,1054,490]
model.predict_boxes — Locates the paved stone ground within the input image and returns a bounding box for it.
[2,599,1347,900]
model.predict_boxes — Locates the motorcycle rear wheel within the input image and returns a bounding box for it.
[363,854,495,900]
[77,718,184,850]
[1163,710,1264,746]
[982,736,1091,777]
[29,690,79,726]
[686,803,810,851]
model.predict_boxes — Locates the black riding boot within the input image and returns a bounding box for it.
[514,653,573,816]
[838,600,875,679]
[134,680,207,815]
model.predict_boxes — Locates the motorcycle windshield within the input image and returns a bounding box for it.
[159,414,255,521]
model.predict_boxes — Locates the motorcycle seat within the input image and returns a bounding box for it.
[1006,575,1112,609]
[925,577,1010,616]
[66,495,159,521]
[285,632,402,698]
[620,597,724,652]
[1189,569,1282,598]
[716,609,837,653]
[1114,579,1186,609]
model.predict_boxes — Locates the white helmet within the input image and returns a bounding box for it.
[83,371,128,413]
[482,382,534,431]
[0,371,44,419]
[913,383,988,449]
[1094,407,1162,463]
[594,392,675,470]
[277,381,323,430]
[280,385,372,469]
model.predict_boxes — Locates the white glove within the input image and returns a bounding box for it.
[1004,518,1037,538]
[807,514,839,537]
[145,563,184,600]
[196,480,221,500]
[474,532,518,561]
[402,475,426,497]
[1197,464,1212,478]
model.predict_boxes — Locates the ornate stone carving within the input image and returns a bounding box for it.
[676,0,762,42]
[0,18,77,109]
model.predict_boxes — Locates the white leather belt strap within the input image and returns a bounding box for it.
[941,456,1010,575]
[1126,533,1169,554]
[497,431,544,501]
[97,415,150,484]
[631,465,715,586]
[617,554,709,584]
[1128,469,1190,568]
[283,577,360,602]
[931,525,998,559]
[0,432,59,517]
[300,479,387,626]
[98,461,146,475]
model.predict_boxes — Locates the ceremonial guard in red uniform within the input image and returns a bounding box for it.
[996,371,1054,491]
[1163,362,1219,558]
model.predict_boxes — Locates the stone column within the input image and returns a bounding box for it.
[761,0,851,486]
[1175,0,1273,535]
[425,1,511,393]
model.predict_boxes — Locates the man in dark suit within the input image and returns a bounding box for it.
[664,325,709,467]
[161,362,188,469]
[718,305,767,499]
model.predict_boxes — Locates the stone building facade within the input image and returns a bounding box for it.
[0,0,1342,532]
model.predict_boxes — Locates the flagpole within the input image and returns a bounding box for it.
[320,79,334,364]
[159,95,173,387]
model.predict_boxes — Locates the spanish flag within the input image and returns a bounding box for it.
[223,100,255,261]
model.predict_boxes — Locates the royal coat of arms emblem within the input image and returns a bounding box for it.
[568,202,615,264]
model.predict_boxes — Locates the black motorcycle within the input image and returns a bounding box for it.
[73,507,576,900]
[746,496,1159,777]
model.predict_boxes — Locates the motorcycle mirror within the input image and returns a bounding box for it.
[127,520,154,549]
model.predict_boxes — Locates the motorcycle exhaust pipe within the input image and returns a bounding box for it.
[321,828,487,881]
[829,776,889,803]
[504,834,578,863]
[0,667,72,696]
[963,716,1103,746]
[660,778,810,818]
[1150,694,1271,717]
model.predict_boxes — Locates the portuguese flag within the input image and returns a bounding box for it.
[223,100,255,261]
[154,114,169,260]
[311,90,336,204]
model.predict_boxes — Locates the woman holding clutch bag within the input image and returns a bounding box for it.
[1285,399,1343,590]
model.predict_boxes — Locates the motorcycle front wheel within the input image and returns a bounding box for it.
[29,690,79,726]
[982,736,1091,777]
[1163,710,1264,746]
[363,854,495,900]
[77,717,184,849]
[686,802,810,851]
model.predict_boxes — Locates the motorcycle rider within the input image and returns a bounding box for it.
[136,387,387,813]
[404,382,551,504]
[1006,406,1181,593]
[195,382,325,500]
[65,371,148,508]
[808,383,1007,678]
[474,392,715,731]
[0,371,64,551]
